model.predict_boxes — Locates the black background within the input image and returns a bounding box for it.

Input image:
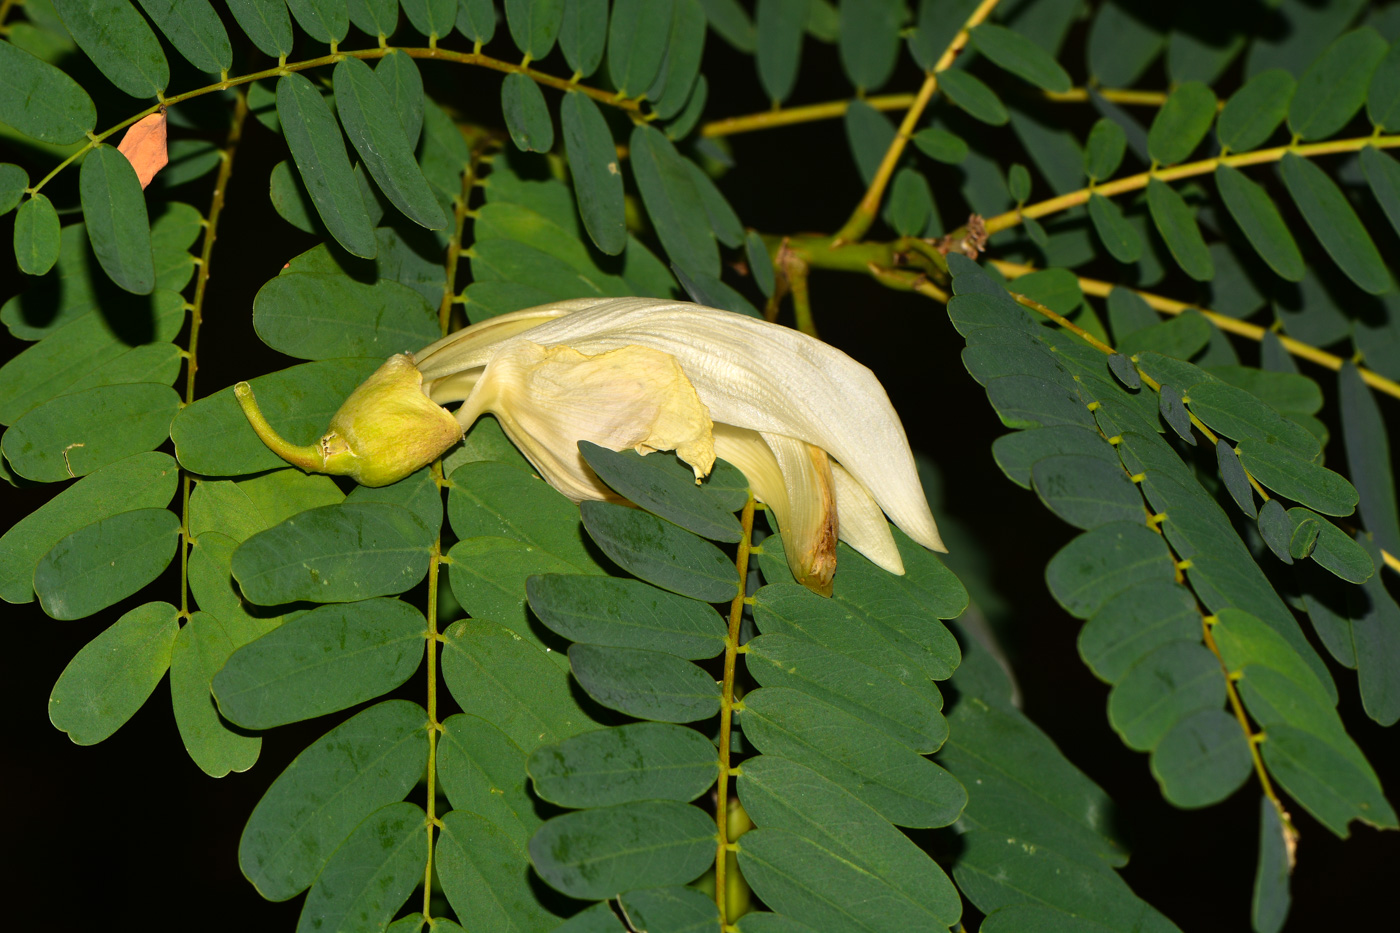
[3,7,1398,931]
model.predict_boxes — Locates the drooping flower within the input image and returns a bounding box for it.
[236,297,944,594]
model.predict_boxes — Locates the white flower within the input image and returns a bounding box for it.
[237,297,944,594]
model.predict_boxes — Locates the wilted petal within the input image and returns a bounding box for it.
[465,298,944,553]
[453,341,715,501]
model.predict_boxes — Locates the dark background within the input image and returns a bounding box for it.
[4,6,1399,931]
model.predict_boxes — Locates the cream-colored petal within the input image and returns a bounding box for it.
[470,298,943,553]
[415,299,614,382]
[712,426,837,596]
[830,461,904,575]
[454,341,715,502]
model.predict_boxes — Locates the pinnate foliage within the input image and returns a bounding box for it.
[3,1,1399,931]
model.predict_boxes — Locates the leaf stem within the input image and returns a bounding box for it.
[423,489,443,921]
[28,45,638,197]
[833,0,1001,243]
[439,142,494,333]
[700,92,916,138]
[971,134,1400,238]
[715,493,756,922]
[1042,87,1172,106]
[989,260,1400,403]
[178,89,248,623]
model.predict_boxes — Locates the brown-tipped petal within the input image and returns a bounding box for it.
[830,461,904,574]
[712,425,837,597]
[452,341,715,502]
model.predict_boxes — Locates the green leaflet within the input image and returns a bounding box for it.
[449,459,605,573]
[970,22,1071,93]
[579,441,743,541]
[48,600,179,745]
[333,56,446,230]
[569,643,721,722]
[527,800,715,899]
[1086,1,1162,87]
[212,598,426,728]
[285,0,349,44]
[952,832,1181,933]
[1261,724,1397,836]
[1361,145,1400,248]
[441,618,599,751]
[252,272,439,360]
[1146,178,1214,281]
[0,163,25,216]
[580,499,738,602]
[887,168,933,237]
[1338,362,1400,558]
[685,159,745,249]
[527,574,727,659]
[400,0,456,39]
[0,296,183,425]
[13,194,61,276]
[1084,119,1126,183]
[437,713,539,846]
[3,382,181,482]
[505,0,564,59]
[618,888,718,933]
[349,0,398,37]
[238,700,428,901]
[226,0,295,57]
[1214,164,1304,282]
[1253,797,1292,933]
[231,502,434,605]
[746,633,947,754]
[1185,379,1320,461]
[650,0,707,120]
[560,92,626,255]
[1045,520,1177,619]
[560,0,608,77]
[1107,641,1225,752]
[171,357,381,476]
[747,229,776,297]
[756,0,806,103]
[375,52,423,148]
[1236,438,1359,516]
[1368,39,1400,131]
[629,124,720,279]
[294,801,426,933]
[79,145,155,295]
[446,535,577,630]
[1218,68,1295,153]
[608,0,672,96]
[528,722,718,807]
[136,0,232,73]
[1280,151,1391,295]
[186,531,284,649]
[740,686,966,828]
[190,469,345,543]
[913,127,969,165]
[0,451,177,604]
[455,0,497,43]
[1287,26,1388,141]
[937,67,1009,126]
[991,424,1121,490]
[0,39,96,144]
[277,73,378,259]
[738,756,962,929]
[437,809,559,932]
[33,506,179,620]
[1288,508,1373,584]
[838,0,901,91]
[171,612,262,777]
[844,100,896,186]
[53,0,168,98]
[1150,708,1253,808]
[1032,453,1143,530]
[501,72,554,153]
